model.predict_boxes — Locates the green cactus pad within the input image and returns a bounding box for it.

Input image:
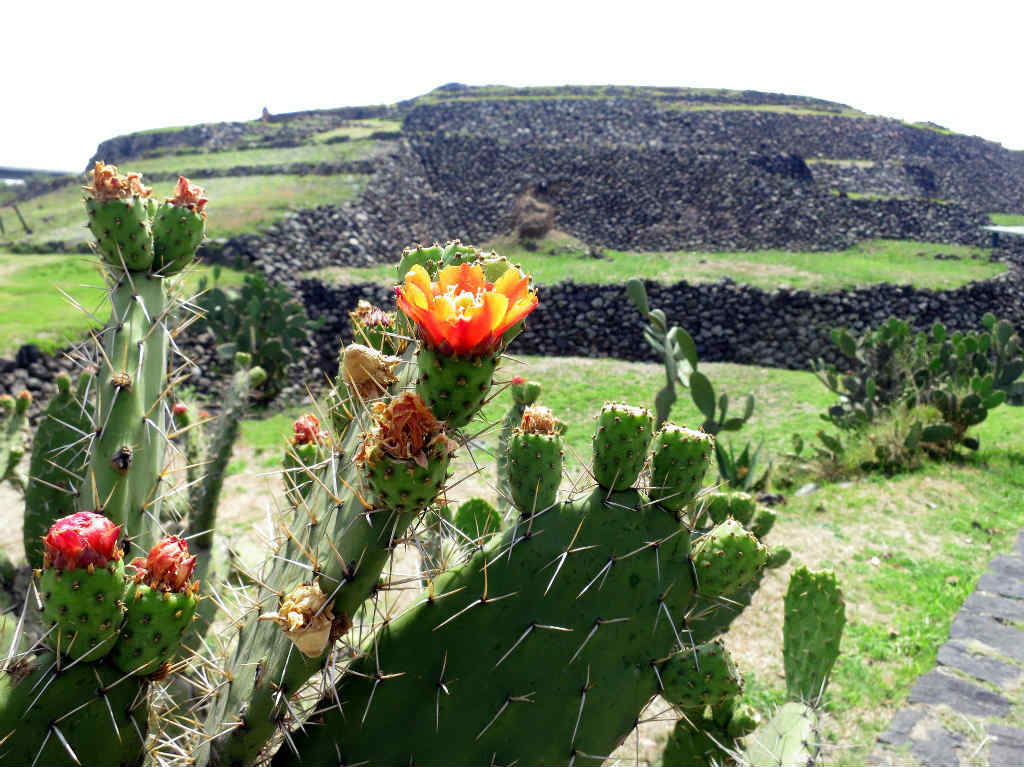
[85,196,154,271]
[416,344,496,429]
[660,640,743,710]
[113,583,198,675]
[39,559,127,661]
[704,491,757,527]
[453,498,502,541]
[398,243,443,280]
[511,379,542,407]
[662,717,732,767]
[507,431,563,514]
[766,546,793,570]
[783,566,845,702]
[24,370,94,568]
[691,519,768,599]
[0,651,147,766]
[364,443,450,514]
[153,201,204,274]
[592,402,655,490]
[751,507,778,538]
[440,240,479,268]
[649,424,713,511]
[740,701,817,767]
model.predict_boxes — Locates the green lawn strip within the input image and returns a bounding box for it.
[129,138,387,175]
[989,212,1024,227]
[310,119,402,142]
[0,253,245,355]
[311,238,1001,292]
[3,175,366,247]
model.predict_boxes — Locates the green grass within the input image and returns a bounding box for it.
[311,119,403,142]
[989,212,1024,227]
[310,236,1002,292]
[130,138,388,175]
[2,174,365,247]
[0,253,246,354]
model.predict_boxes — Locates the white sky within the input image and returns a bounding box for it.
[5,1,1024,171]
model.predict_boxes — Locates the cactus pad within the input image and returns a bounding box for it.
[705,491,757,527]
[85,196,155,271]
[453,498,502,541]
[153,201,204,274]
[691,519,768,598]
[661,639,743,710]
[113,583,198,675]
[592,402,655,490]
[783,566,845,702]
[649,424,713,511]
[740,701,817,767]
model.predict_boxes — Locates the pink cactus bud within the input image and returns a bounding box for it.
[131,536,197,592]
[172,402,188,416]
[43,511,122,570]
[511,376,526,385]
[292,414,325,446]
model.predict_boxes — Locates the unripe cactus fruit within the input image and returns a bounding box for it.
[691,518,768,597]
[113,535,199,675]
[592,402,655,490]
[349,299,407,356]
[38,511,126,660]
[661,640,743,710]
[82,161,155,271]
[356,392,457,513]
[506,404,564,514]
[283,413,327,507]
[152,175,207,274]
[397,262,538,428]
[704,490,757,527]
[649,424,713,511]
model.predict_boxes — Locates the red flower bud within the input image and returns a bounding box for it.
[172,402,188,416]
[43,511,122,570]
[131,536,197,592]
[511,376,526,385]
[292,414,325,446]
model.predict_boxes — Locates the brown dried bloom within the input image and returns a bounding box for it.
[520,405,562,435]
[258,581,336,658]
[83,161,151,201]
[355,391,457,469]
[342,344,401,400]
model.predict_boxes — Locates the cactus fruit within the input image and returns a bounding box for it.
[0,651,148,766]
[661,639,743,710]
[82,161,155,271]
[356,392,457,513]
[152,175,207,273]
[691,518,768,598]
[349,299,407,356]
[704,490,757,527]
[37,511,126,660]
[283,413,328,507]
[113,535,199,675]
[397,262,538,428]
[506,404,564,514]
[592,402,655,490]
[398,242,444,280]
[783,566,846,702]
[496,377,543,512]
[649,424,713,511]
[23,371,95,567]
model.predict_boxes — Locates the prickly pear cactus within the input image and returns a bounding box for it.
[152,175,207,273]
[505,404,564,514]
[83,161,156,270]
[649,424,714,512]
[0,390,29,492]
[783,566,846,702]
[661,639,743,710]
[592,402,655,490]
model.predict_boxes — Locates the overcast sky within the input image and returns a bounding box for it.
[5,1,1023,171]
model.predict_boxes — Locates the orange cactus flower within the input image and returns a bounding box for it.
[395,262,538,356]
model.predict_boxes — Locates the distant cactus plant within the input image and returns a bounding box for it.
[0,390,29,493]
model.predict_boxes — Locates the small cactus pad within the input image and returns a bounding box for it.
[113,583,198,675]
[441,240,480,268]
[39,560,127,660]
[740,701,818,767]
[507,431,562,514]
[0,651,147,766]
[751,507,778,538]
[691,519,768,598]
[85,196,155,271]
[649,424,713,511]
[766,546,793,570]
[416,344,497,429]
[783,566,845,702]
[592,402,654,490]
[453,498,502,541]
[662,717,732,767]
[705,491,757,527]
[398,243,443,280]
[660,640,743,710]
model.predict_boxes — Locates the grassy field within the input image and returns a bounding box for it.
[1,174,365,247]
[989,212,1024,227]
[0,253,246,355]
[129,137,390,175]
[311,235,1003,292]
[230,353,1024,763]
